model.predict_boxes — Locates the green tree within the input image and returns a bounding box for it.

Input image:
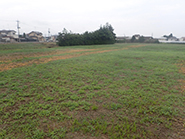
[23,33,26,38]
[131,36,136,42]
[57,23,116,46]
[138,36,145,43]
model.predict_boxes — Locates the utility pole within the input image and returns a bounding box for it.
[17,20,20,42]
[48,28,50,37]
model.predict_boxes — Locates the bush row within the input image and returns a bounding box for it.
[57,23,116,46]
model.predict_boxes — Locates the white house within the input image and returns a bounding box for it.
[0,30,18,42]
[157,37,167,43]
[133,34,140,40]
[45,35,58,42]
[180,37,185,41]
[0,30,18,39]
[168,36,178,41]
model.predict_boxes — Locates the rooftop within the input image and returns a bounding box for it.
[0,30,16,33]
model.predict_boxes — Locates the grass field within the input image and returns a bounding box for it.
[0,42,185,139]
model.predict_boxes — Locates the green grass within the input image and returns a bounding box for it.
[0,43,185,139]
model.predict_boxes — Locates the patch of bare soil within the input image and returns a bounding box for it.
[0,49,96,63]
[0,45,145,72]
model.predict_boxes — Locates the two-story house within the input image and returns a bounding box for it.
[0,30,18,42]
[27,31,44,42]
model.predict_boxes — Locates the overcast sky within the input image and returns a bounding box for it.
[0,0,185,38]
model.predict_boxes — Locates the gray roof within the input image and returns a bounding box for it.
[143,36,153,39]
[0,30,16,33]
[28,31,42,35]
[116,36,131,40]
[134,34,140,37]
[169,36,177,39]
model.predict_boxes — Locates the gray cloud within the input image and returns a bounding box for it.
[0,0,185,38]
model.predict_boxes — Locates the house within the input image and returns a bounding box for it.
[116,36,132,43]
[116,36,125,41]
[27,31,44,42]
[180,37,185,41]
[45,35,58,42]
[133,34,140,40]
[0,36,15,42]
[0,34,4,42]
[0,30,17,37]
[143,36,153,40]
[116,36,131,41]
[168,36,178,41]
[0,30,18,42]
[158,37,167,43]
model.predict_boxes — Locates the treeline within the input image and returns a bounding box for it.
[116,36,159,43]
[57,23,116,46]
[130,36,159,43]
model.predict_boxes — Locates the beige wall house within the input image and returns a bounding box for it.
[27,31,44,42]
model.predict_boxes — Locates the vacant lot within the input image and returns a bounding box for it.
[0,43,185,139]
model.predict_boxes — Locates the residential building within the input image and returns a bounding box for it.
[116,36,131,41]
[180,37,185,41]
[158,37,167,43]
[0,30,18,42]
[45,35,58,42]
[27,31,44,42]
[133,34,140,40]
[168,36,178,41]
[143,36,153,40]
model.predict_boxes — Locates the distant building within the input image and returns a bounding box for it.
[116,35,157,43]
[116,36,125,41]
[45,35,58,42]
[179,37,185,41]
[27,31,44,42]
[143,36,153,40]
[158,36,185,43]
[168,36,178,41]
[0,30,18,42]
[133,34,140,40]
[158,37,167,43]
[0,30,17,37]
[116,36,131,41]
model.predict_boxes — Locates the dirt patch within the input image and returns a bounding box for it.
[127,44,146,48]
[0,49,96,63]
[0,45,145,72]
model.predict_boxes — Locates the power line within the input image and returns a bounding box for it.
[21,21,48,29]
[1,20,52,36]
